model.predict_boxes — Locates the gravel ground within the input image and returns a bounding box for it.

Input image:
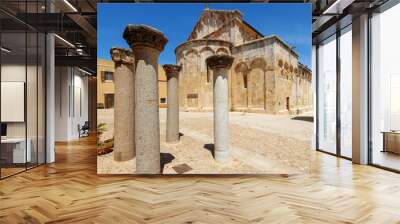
[97,109,314,174]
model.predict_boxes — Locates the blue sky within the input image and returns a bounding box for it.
[98,3,312,68]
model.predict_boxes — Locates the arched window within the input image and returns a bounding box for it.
[234,62,249,89]
[243,73,248,88]
[278,59,283,68]
[216,48,229,55]
[250,58,267,72]
[200,47,214,74]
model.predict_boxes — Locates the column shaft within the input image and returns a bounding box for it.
[213,67,230,162]
[124,24,168,174]
[134,47,161,173]
[163,65,181,143]
[113,60,135,161]
[166,74,179,142]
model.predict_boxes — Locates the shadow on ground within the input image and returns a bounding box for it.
[160,153,175,173]
[291,116,314,123]
[203,143,215,158]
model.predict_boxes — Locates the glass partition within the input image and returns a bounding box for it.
[317,34,337,154]
[1,30,28,177]
[339,26,352,158]
[0,1,46,179]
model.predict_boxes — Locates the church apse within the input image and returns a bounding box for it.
[175,8,312,115]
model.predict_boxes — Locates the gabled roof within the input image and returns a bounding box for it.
[202,17,264,41]
[233,35,299,58]
[298,62,311,73]
[188,8,263,41]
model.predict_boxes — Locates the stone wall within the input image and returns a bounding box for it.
[176,39,232,111]
[273,42,312,114]
[176,9,313,115]
[231,38,274,113]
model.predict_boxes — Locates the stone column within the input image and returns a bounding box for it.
[206,55,234,162]
[163,64,181,143]
[123,25,168,174]
[110,48,135,162]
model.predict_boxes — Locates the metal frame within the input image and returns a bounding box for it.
[315,21,353,161]
[315,32,338,156]
[367,10,373,166]
[336,26,341,157]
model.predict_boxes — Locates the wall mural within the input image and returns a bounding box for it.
[96,3,313,174]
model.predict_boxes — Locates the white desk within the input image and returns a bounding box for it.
[1,138,31,163]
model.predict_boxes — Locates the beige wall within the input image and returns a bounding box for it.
[97,59,115,108]
[177,37,313,115]
[97,58,167,108]
[176,40,232,111]
[176,8,312,115]
[158,65,167,108]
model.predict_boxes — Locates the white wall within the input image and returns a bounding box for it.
[1,62,46,164]
[1,64,29,138]
[55,66,89,141]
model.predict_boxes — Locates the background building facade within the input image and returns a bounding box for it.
[97,59,167,109]
[176,9,312,114]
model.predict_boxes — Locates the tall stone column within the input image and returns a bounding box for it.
[163,64,181,143]
[206,55,234,162]
[123,25,168,174]
[110,48,135,162]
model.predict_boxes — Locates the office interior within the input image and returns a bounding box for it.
[0,0,97,179]
[313,0,400,172]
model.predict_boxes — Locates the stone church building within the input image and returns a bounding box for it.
[175,9,312,114]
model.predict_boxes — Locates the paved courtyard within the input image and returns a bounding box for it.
[98,109,315,174]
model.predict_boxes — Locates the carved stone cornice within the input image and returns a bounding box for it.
[123,25,168,52]
[110,47,134,64]
[162,64,181,75]
[206,55,234,70]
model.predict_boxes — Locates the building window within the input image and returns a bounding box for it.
[104,94,114,108]
[101,71,114,83]
[370,3,400,171]
[286,97,290,110]
[243,73,248,88]
[160,98,166,104]
[317,34,337,155]
[339,25,352,158]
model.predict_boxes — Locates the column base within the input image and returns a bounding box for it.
[113,150,135,162]
[214,150,229,163]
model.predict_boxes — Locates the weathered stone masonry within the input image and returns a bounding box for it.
[163,64,181,143]
[206,54,234,162]
[124,25,168,174]
[110,48,135,162]
[176,9,312,115]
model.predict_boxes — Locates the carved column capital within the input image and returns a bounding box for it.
[206,55,234,70]
[162,64,181,77]
[110,47,134,64]
[123,25,168,52]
